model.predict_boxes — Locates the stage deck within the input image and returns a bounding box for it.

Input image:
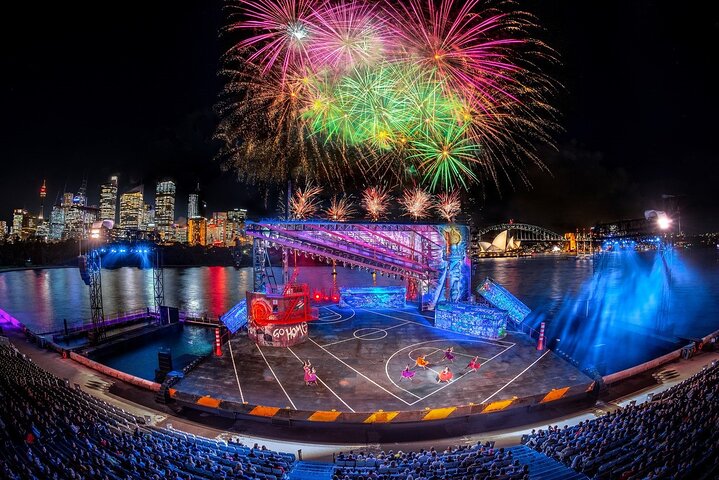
[176,306,592,413]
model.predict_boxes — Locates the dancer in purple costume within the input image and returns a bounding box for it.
[399,364,416,382]
[443,346,455,362]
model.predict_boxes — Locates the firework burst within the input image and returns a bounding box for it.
[219,0,558,193]
[361,186,391,221]
[399,187,432,220]
[435,191,461,222]
[325,195,356,221]
[290,183,323,219]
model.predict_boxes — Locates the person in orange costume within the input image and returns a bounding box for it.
[438,367,453,383]
[415,354,429,369]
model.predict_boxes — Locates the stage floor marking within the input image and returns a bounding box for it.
[361,308,516,349]
[286,346,355,413]
[479,350,551,404]
[385,339,505,401]
[316,306,356,324]
[256,344,297,410]
[409,343,515,406]
[321,321,411,347]
[227,339,245,404]
[308,337,413,405]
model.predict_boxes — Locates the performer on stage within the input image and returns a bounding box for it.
[415,354,429,369]
[400,365,416,382]
[304,364,318,386]
[443,347,455,363]
[466,356,481,372]
[438,367,453,383]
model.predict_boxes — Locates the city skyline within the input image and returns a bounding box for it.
[1,2,718,233]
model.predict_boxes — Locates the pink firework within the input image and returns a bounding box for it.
[325,195,356,221]
[228,0,319,77]
[309,0,390,71]
[361,186,391,221]
[384,0,526,108]
[435,191,461,222]
[290,183,323,219]
[399,187,432,220]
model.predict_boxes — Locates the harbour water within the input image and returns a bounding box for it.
[1,248,717,377]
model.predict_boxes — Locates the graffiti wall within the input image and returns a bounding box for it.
[248,319,309,347]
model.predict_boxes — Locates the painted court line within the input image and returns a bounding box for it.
[321,321,412,347]
[308,337,414,405]
[409,344,515,406]
[227,339,245,404]
[480,350,551,404]
[255,344,297,410]
[286,346,355,413]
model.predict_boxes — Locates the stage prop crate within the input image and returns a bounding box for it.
[247,284,317,347]
[339,286,406,309]
[476,277,531,324]
[435,302,508,340]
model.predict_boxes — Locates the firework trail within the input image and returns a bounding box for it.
[361,186,391,221]
[435,191,461,222]
[325,195,356,221]
[399,187,433,220]
[290,183,323,219]
[218,0,558,193]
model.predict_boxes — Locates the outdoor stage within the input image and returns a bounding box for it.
[175,305,592,414]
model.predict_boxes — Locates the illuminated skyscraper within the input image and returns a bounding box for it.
[12,209,26,238]
[0,221,7,238]
[187,217,207,246]
[99,175,119,224]
[119,185,144,231]
[49,205,65,240]
[155,180,176,239]
[188,182,206,220]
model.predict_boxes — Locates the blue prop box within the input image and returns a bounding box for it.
[339,286,407,309]
[435,302,508,339]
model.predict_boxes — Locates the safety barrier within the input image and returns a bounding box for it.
[601,348,682,385]
[69,351,161,392]
[167,380,596,426]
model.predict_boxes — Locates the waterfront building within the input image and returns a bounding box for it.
[173,223,188,244]
[119,185,144,231]
[12,209,26,238]
[140,203,154,232]
[0,220,7,238]
[155,180,176,239]
[188,182,206,220]
[99,175,119,223]
[49,205,65,241]
[187,217,207,246]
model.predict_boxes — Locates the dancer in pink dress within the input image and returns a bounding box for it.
[443,346,455,363]
[399,365,416,382]
[466,356,481,373]
[304,365,318,386]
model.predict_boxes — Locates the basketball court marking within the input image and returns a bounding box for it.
[409,343,515,406]
[480,350,551,404]
[407,346,490,363]
[227,338,246,404]
[308,337,414,405]
[286,346,355,413]
[255,344,297,410]
[385,339,510,401]
[316,306,356,324]
[320,321,412,347]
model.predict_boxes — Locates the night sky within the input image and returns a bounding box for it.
[2,1,718,233]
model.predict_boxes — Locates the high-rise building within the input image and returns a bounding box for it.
[99,175,119,224]
[0,221,7,238]
[141,203,154,231]
[119,185,144,231]
[155,180,176,238]
[187,182,206,219]
[49,205,65,240]
[227,208,247,223]
[187,217,207,246]
[12,209,27,238]
[38,179,47,220]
